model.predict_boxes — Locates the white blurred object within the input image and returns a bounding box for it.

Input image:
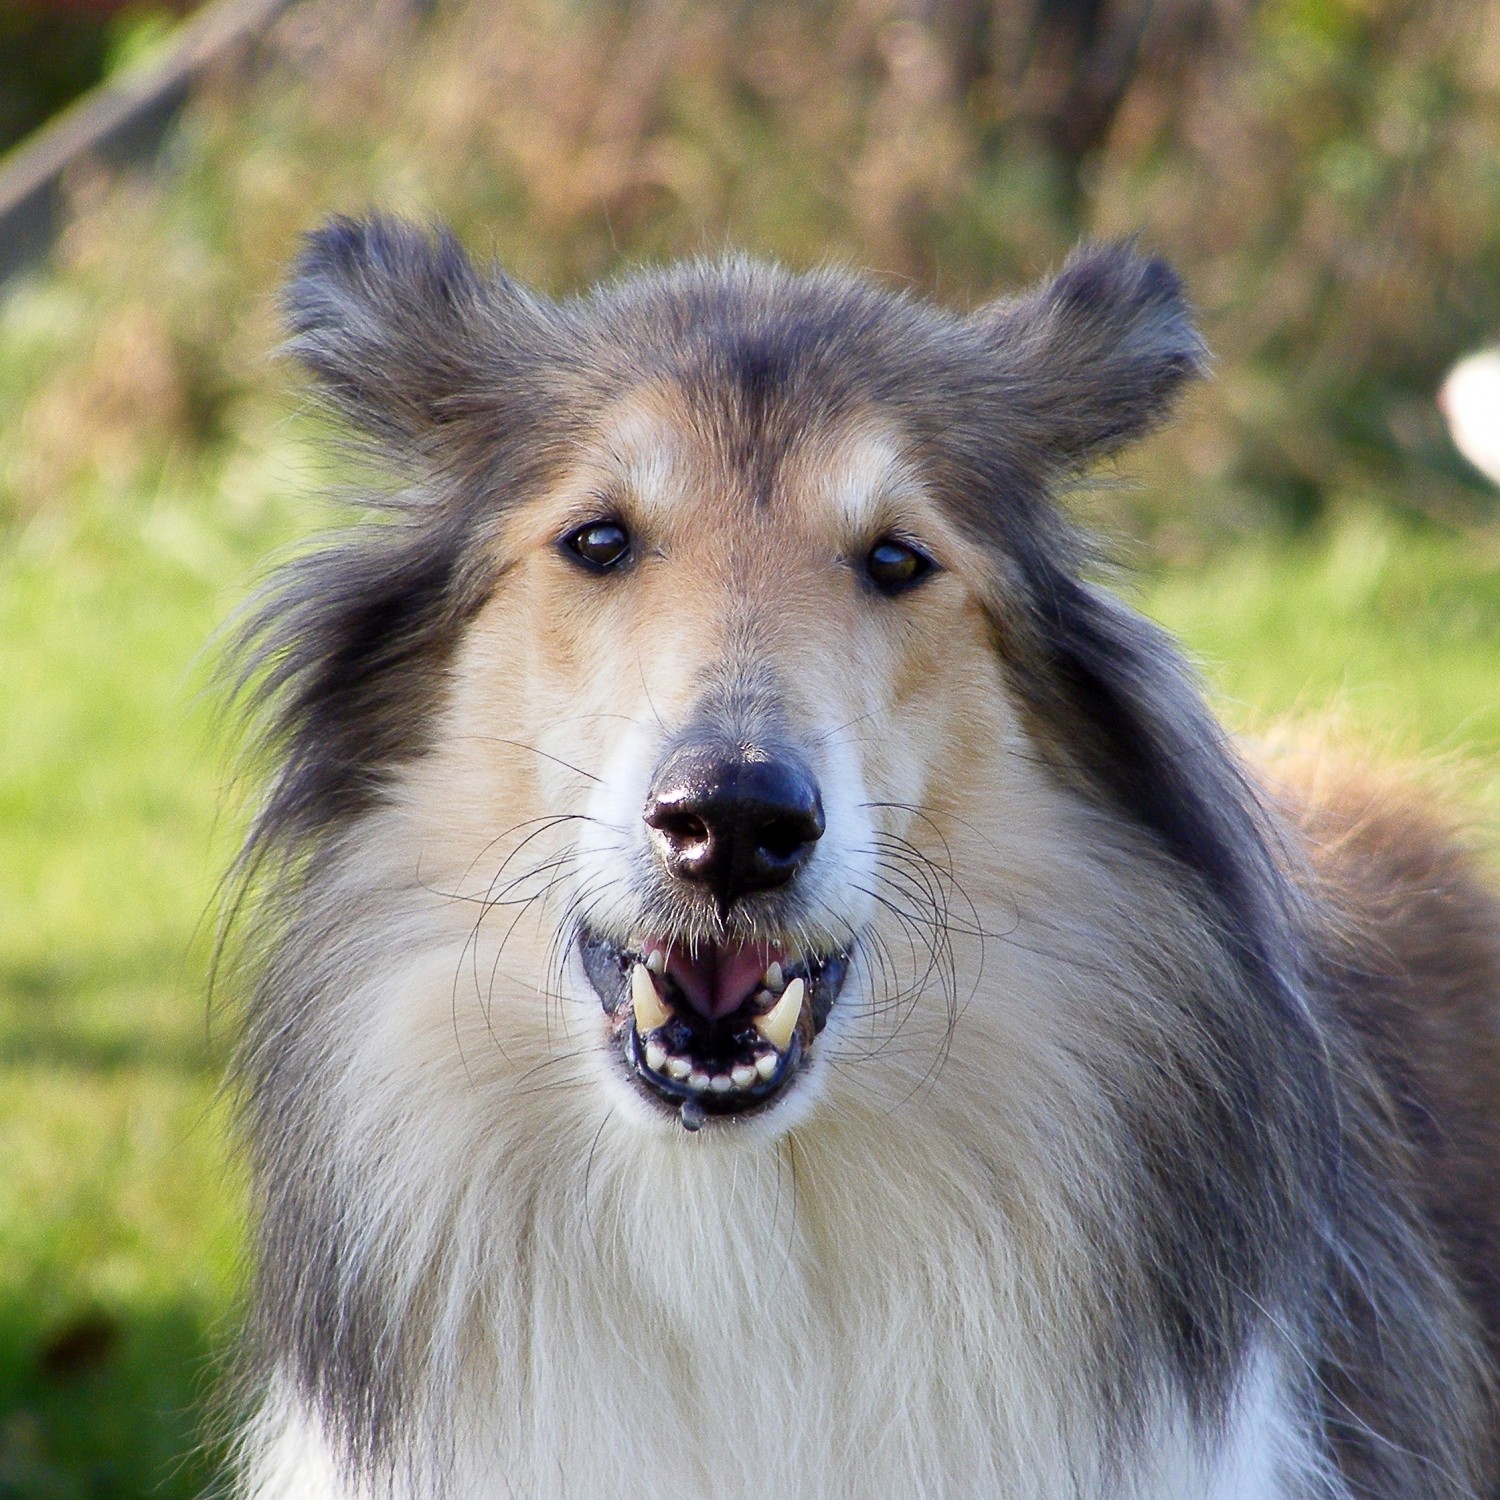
[1439,349,1500,487]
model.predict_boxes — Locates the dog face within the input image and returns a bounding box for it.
[245,222,1223,1142]
[449,396,1024,1132]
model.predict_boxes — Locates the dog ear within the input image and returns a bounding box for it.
[971,241,1207,473]
[283,214,550,452]
[245,216,555,854]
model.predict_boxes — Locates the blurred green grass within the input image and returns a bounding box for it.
[0,472,300,1498]
[2,0,1499,1492]
[1141,518,1500,828]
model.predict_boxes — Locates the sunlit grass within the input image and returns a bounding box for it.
[1141,516,1500,827]
[0,467,299,1498]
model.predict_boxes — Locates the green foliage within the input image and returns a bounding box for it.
[1143,517,1500,830]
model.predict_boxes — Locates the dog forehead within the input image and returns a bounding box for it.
[577,384,920,538]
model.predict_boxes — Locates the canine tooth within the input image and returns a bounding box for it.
[645,1041,667,1072]
[731,1063,757,1089]
[687,1070,711,1092]
[754,977,805,1052]
[755,1051,779,1081]
[665,1057,692,1080]
[646,949,666,976]
[764,961,785,994]
[709,1074,733,1094]
[631,963,670,1033]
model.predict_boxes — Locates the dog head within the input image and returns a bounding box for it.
[243,219,1246,1141]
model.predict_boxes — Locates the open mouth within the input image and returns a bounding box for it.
[580,929,849,1129]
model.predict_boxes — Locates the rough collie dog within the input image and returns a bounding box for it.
[229,218,1500,1499]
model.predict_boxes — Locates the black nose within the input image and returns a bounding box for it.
[644,744,825,913]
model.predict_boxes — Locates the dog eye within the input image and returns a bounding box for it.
[865,537,934,595]
[563,520,632,571]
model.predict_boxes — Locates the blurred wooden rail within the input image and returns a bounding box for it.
[0,0,299,285]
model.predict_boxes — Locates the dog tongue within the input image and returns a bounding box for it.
[656,940,779,1021]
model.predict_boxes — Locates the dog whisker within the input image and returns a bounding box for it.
[446,735,605,784]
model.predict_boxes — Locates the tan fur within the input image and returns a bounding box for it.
[234,229,1500,1499]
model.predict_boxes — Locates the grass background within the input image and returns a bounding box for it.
[2,0,1499,1493]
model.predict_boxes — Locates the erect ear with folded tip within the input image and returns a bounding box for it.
[282,213,555,453]
[970,240,1208,474]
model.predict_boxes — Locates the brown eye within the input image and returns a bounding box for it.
[563,520,632,571]
[865,537,934,595]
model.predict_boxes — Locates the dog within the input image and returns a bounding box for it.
[227,218,1500,1498]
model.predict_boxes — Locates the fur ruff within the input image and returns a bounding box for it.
[226,222,1500,1499]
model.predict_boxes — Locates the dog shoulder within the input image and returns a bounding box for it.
[1276,748,1500,1359]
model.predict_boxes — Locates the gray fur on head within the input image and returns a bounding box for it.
[283,215,564,463]
[250,226,1212,872]
[969,240,1208,472]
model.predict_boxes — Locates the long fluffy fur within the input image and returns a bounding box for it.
[226,221,1500,1498]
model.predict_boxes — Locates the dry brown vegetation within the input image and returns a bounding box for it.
[4,0,1500,550]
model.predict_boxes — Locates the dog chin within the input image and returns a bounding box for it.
[575,924,852,1134]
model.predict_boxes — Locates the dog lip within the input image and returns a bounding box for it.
[577,927,850,1124]
[626,1023,803,1118]
[580,928,633,1016]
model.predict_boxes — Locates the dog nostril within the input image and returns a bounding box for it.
[654,811,710,849]
[758,815,816,863]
